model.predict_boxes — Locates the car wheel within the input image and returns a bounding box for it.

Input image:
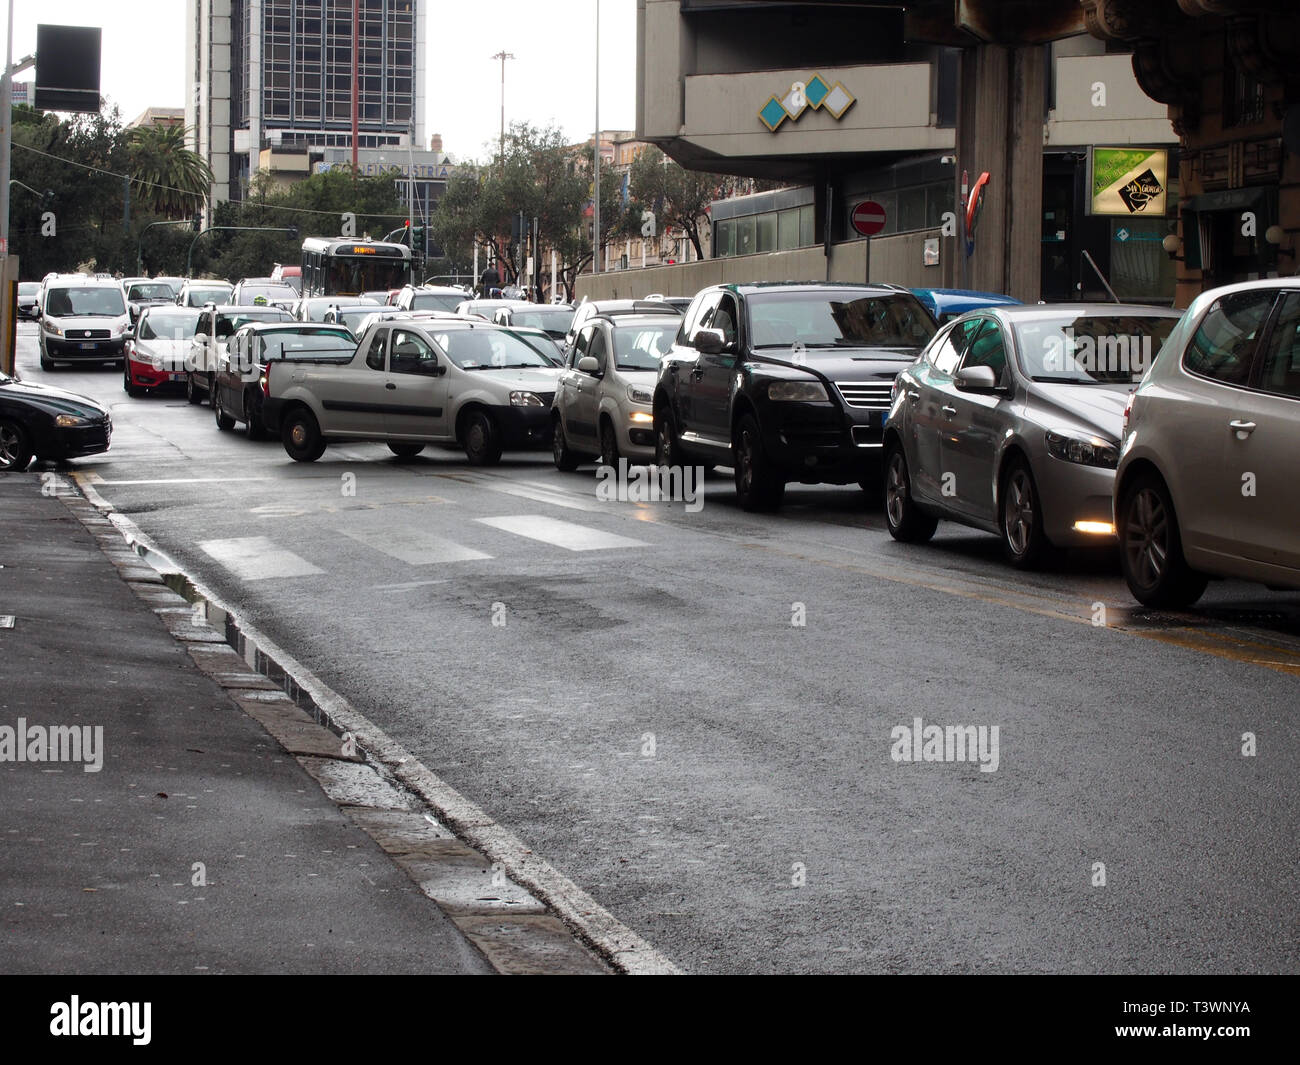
[1000,458,1051,568]
[388,442,424,458]
[213,389,236,431]
[282,407,326,462]
[186,373,201,404]
[552,415,580,471]
[123,365,145,397]
[654,406,682,468]
[0,419,34,472]
[883,443,938,543]
[246,393,269,440]
[733,412,784,512]
[600,418,620,468]
[1118,473,1208,608]
[463,410,502,466]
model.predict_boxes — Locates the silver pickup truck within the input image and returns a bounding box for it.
[261,317,563,464]
[213,322,357,439]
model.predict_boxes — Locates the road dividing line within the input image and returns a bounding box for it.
[476,514,649,551]
[338,525,492,566]
[198,537,324,580]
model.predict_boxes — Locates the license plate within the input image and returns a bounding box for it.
[169,373,185,382]
[79,342,97,350]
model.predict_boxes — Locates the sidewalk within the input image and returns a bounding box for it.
[0,475,506,974]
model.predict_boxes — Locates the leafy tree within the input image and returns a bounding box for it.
[127,124,213,218]
[627,145,772,261]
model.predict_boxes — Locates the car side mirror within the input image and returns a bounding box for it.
[129,305,140,322]
[419,359,444,376]
[954,365,1001,393]
[577,355,602,376]
[693,328,726,355]
[193,333,208,345]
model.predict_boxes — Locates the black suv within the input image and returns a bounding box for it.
[653,282,937,510]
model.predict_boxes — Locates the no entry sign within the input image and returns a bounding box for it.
[851,200,886,237]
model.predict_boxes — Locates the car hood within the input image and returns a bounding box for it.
[752,348,920,381]
[1,379,109,418]
[1027,381,1131,441]
[467,367,561,391]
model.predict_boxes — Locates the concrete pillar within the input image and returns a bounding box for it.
[956,43,1044,302]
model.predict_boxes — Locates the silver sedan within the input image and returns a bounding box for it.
[883,303,1181,567]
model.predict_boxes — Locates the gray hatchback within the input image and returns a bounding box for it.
[884,303,1181,567]
[1115,278,1300,607]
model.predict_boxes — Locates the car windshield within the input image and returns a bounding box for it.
[747,291,936,354]
[45,286,126,317]
[219,310,290,334]
[236,285,295,304]
[307,299,376,322]
[335,308,376,332]
[139,312,200,341]
[1014,314,1179,384]
[412,293,463,312]
[127,283,175,301]
[613,322,677,370]
[184,286,232,306]
[431,328,554,369]
[505,307,575,335]
[256,330,355,360]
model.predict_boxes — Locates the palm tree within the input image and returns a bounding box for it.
[127,124,213,218]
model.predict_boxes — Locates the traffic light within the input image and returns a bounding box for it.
[411,222,425,248]
[289,224,300,239]
[43,189,55,210]
[191,213,202,232]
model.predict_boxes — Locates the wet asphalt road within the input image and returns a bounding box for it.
[14,324,1300,974]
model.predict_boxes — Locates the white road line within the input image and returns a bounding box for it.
[338,524,492,565]
[476,515,649,551]
[479,481,607,513]
[372,579,452,591]
[95,477,275,485]
[198,537,324,580]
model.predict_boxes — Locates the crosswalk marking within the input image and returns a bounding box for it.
[198,537,324,581]
[477,479,607,513]
[475,515,649,552]
[338,524,492,565]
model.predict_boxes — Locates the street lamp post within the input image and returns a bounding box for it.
[592,1,600,275]
[492,51,514,171]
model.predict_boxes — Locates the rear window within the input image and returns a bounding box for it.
[256,330,355,360]
[45,286,126,317]
[412,293,463,312]
[127,283,176,302]
[139,312,200,340]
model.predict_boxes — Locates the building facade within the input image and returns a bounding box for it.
[626,0,1298,307]
[186,0,425,206]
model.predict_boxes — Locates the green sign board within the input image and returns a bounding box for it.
[1089,147,1169,216]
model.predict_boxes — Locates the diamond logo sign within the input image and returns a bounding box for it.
[758,72,855,132]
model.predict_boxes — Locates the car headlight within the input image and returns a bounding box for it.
[1045,430,1118,469]
[46,323,63,337]
[54,414,90,428]
[768,379,828,402]
[626,385,653,404]
[510,391,544,406]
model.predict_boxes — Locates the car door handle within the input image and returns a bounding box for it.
[906,390,920,402]
[1228,419,1256,435]
[941,405,957,417]
[386,382,397,390]
[691,367,704,379]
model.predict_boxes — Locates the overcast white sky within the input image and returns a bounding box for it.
[4,0,637,160]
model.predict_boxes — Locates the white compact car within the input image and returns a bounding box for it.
[38,276,132,370]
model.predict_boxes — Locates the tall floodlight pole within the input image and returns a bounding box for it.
[592,1,600,274]
[351,0,359,171]
[492,51,514,171]
[1,0,14,250]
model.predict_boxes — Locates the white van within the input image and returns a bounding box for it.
[38,276,131,371]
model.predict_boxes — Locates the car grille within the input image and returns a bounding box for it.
[67,329,112,340]
[834,382,893,410]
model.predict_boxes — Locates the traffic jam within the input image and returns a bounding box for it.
[6,242,1298,611]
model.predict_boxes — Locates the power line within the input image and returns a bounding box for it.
[12,141,414,220]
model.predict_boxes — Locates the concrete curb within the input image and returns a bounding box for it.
[66,471,681,975]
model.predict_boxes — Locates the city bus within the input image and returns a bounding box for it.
[300,237,412,298]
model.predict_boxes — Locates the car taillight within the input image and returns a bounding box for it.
[1122,391,1135,436]
[259,362,270,396]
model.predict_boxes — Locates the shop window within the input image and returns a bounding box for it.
[756,212,777,253]
[737,216,756,256]
[715,220,735,257]
[799,205,814,247]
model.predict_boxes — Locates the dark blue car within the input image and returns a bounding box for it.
[911,288,1021,325]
